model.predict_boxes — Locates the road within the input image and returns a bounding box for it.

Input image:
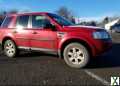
[0,42,120,86]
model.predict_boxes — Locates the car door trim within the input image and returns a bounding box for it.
[18,46,57,52]
[16,38,55,41]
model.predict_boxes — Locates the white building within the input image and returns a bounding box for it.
[74,17,102,24]
[105,19,120,31]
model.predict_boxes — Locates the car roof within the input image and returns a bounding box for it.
[7,12,50,17]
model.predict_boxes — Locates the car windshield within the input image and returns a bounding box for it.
[48,13,74,26]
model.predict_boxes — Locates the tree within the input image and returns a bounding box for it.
[102,17,109,24]
[89,21,97,26]
[56,6,74,22]
[98,17,110,27]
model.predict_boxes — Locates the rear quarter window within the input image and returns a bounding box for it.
[1,16,12,28]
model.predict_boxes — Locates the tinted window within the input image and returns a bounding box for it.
[1,16,12,28]
[32,15,51,28]
[16,15,29,28]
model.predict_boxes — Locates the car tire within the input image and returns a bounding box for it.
[63,43,89,68]
[3,40,18,58]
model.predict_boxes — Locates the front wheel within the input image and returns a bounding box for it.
[3,40,18,58]
[63,43,89,68]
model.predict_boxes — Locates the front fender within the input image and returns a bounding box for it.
[58,33,96,57]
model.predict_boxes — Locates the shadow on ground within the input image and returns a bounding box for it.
[87,43,120,69]
[0,43,120,69]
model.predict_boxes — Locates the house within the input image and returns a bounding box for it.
[105,19,120,31]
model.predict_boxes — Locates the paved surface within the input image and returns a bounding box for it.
[0,42,120,86]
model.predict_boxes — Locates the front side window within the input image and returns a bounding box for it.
[32,15,51,28]
[16,15,29,28]
[1,16,12,28]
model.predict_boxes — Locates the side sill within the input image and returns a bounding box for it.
[18,46,58,55]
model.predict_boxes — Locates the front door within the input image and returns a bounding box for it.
[30,15,58,51]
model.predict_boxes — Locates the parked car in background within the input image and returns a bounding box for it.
[105,19,120,32]
[105,19,120,43]
[110,24,120,43]
[0,12,112,68]
[111,24,120,33]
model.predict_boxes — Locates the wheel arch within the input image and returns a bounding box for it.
[59,38,92,58]
[1,37,16,50]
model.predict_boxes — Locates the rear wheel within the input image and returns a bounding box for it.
[63,43,89,68]
[3,40,18,58]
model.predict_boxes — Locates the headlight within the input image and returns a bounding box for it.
[93,31,110,39]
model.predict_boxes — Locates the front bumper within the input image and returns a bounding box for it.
[92,39,112,57]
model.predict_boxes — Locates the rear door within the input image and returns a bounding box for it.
[13,15,32,47]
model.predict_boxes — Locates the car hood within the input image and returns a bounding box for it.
[63,25,104,31]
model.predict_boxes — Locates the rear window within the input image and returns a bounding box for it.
[1,16,12,28]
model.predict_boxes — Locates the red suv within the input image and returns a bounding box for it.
[0,12,112,68]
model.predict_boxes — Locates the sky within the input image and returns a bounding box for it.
[0,0,120,20]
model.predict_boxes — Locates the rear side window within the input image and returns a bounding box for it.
[1,16,12,28]
[16,15,29,28]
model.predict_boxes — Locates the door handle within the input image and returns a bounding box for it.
[32,32,37,34]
